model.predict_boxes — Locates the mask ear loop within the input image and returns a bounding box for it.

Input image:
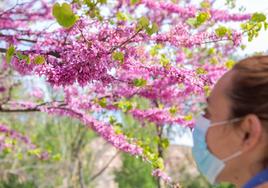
[222,150,243,162]
[221,118,244,162]
[210,117,243,127]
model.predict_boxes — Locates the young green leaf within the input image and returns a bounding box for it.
[136,16,150,30]
[98,0,107,4]
[196,12,211,26]
[52,3,78,28]
[130,0,140,5]
[215,26,228,37]
[6,45,15,64]
[116,12,128,21]
[150,44,163,56]
[133,78,147,87]
[251,13,266,23]
[160,138,169,149]
[225,59,236,69]
[98,97,107,108]
[146,22,159,36]
[160,54,170,67]
[34,55,45,64]
[112,51,124,64]
[16,52,31,64]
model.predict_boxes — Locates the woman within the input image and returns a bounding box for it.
[192,56,268,188]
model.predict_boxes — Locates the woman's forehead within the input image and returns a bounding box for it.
[210,70,234,101]
[207,71,234,117]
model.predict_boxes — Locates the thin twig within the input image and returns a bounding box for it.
[89,151,120,181]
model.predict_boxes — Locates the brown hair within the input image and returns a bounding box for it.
[229,55,268,122]
[227,55,268,167]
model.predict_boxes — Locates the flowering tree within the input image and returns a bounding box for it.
[0,0,267,187]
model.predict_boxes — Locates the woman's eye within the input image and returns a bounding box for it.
[203,107,210,119]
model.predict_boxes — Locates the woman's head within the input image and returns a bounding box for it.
[204,55,268,186]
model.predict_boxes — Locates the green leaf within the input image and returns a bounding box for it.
[98,97,107,108]
[98,0,107,4]
[52,3,78,28]
[160,54,170,67]
[196,67,207,74]
[5,138,15,145]
[26,56,31,64]
[183,114,193,121]
[139,16,149,27]
[215,26,228,37]
[207,48,215,55]
[160,138,169,149]
[84,0,95,9]
[264,22,268,30]
[196,12,211,26]
[225,59,236,69]
[6,45,15,64]
[203,85,211,96]
[34,55,45,65]
[240,45,246,50]
[251,13,266,23]
[109,116,117,125]
[187,12,210,28]
[28,148,41,157]
[3,148,11,155]
[16,52,30,64]
[52,153,62,161]
[200,1,210,8]
[169,106,177,115]
[114,124,123,134]
[118,100,132,112]
[130,0,140,5]
[136,16,150,30]
[112,51,124,64]
[150,44,163,56]
[152,157,164,170]
[16,51,26,60]
[146,22,159,36]
[17,153,23,160]
[186,18,197,27]
[133,78,147,87]
[116,12,128,21]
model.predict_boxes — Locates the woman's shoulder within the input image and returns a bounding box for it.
[256,182,268,188]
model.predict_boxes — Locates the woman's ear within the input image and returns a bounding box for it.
[240,114,263,152]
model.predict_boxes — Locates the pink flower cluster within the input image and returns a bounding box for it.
[113,63,208,106]
[130,108,194,127]
[152,168,172,183]
[120,0,251,22]
[154,24,242,48]
[41,106,143,156]
[0,123,35,150]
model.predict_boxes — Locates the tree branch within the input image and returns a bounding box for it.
[108,29,142,54]
[0,47,61,58]
[89,151,120,181]
[0,101,66,113]
[0,33,37,43]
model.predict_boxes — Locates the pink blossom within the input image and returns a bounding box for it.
[152,169,172,183]
[40,106,143,156]
[0,123,35,150]
[31,87,44,99]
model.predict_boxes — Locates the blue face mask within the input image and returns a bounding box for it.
[192,115,243,184]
